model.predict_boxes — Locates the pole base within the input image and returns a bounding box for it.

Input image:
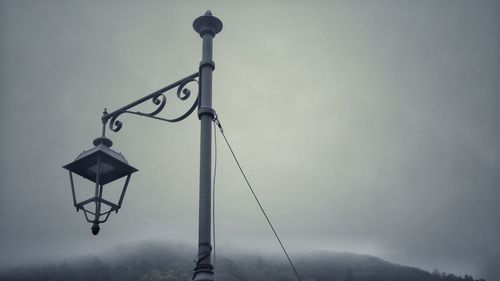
[192,271,215,281]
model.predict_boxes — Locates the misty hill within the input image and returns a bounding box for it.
[0,242,485,281]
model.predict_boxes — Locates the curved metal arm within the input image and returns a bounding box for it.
[102,72,200,133]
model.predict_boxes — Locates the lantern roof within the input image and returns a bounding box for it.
[63,137,138,185]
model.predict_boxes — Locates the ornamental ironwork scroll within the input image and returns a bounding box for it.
[102,72,200,133]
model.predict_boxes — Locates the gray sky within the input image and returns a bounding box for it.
[1,0,499,280]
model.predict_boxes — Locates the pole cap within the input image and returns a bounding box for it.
[193,10,223,37]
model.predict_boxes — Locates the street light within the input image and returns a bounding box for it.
[63,136,138,235]
[63,11,222,281]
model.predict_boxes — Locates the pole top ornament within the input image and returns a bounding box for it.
[193,10,223,37]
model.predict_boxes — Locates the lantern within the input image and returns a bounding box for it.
[63,137,138,235]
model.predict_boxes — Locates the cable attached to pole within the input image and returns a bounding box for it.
[212,115,303,281]
[212,119,217,268]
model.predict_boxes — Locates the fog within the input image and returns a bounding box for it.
[1,1,499,280]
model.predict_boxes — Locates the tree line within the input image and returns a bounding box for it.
[0,242,486,281]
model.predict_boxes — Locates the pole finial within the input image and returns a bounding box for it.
[193,11,223,37]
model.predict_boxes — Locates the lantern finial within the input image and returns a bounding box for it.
[91,224,100,235]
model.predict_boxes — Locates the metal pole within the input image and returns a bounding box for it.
[193,11,222,281]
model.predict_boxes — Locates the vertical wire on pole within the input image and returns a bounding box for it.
[212,119,217,267]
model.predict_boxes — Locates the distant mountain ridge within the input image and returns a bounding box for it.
[0,241,485,281]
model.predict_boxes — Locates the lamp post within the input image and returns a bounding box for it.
[63,11,222,281]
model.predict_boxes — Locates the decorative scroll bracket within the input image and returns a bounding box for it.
[101,72,200,134]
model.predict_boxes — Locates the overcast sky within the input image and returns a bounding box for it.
[1,1,499,280]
